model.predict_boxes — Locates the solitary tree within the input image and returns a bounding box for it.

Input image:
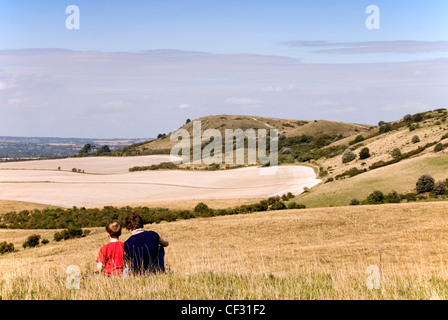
[391,148,402,159]
[359,147,371,160]
[416,174,435,193]
[412,135,420,144]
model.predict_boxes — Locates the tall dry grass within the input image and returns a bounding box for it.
[2,201,448,299]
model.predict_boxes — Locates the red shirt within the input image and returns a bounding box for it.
[96,241,124,276]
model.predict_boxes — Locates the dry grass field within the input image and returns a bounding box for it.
[2,201,448,300]
[0,200,59,215]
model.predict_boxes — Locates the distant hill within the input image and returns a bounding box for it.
[117,114,372,158]
[113,109,448,208]
[0,136,150,161]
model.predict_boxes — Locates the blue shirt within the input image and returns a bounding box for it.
[124,230,164,274]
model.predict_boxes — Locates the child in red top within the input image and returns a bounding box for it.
[96,221,124,276]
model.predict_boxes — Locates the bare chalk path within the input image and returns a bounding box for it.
[0,156,321,208]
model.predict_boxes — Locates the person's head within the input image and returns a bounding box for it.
[123,213,144,232]
[105,221,122,239]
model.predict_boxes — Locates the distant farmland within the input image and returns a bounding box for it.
[0,136,151,161]
[0,156,320,208]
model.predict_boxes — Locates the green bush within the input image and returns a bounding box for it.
[41,239,49,245]
[433,182,447,195]
[335,167,366,180]
[416,175,435,193]
[23,234,41,248]
[269,202,286,211]
[359,147,371,160]
[391,148,402,159]
[350,198,360,206]
[434,143,444,152]
[287,202,306,209]
[349,135,365,145]
[366,191,385,204]
[54,226,88,242]
[412,135,420,143]
[386,190,401,203]
[194,202,210,213]
[0,241,15,254]
[54,230,70,242]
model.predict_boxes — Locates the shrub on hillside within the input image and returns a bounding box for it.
[0,241,15,254]
[391,148,402,159]
[350,198,360,206]
[287,202,306,209]
[412,135,420,143]
[54,226,88,242]
[379,123,392,134]
[434,143,444,152]
[366,191,385,204]
[267,196,281,205]
[386,190,401,203]
[269,201,286,211]
[416,175,435,193]
[359,147,371,160]
[349,135,365,145]
[193,202,210,213]
[342,149,356,163]
[433,182,447,195]
[22,234,41,248]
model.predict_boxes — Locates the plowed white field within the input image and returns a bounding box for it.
[0,156,321,208]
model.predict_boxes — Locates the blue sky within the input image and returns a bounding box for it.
[0,1,447,138]
[1,0,447,62]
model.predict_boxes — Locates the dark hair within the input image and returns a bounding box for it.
[105,221,122,239]
[123,213,144,231]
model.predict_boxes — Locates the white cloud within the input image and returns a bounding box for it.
[262,85,295,93]
[381,102,431,112]
[320,107,356,114]
[226,97,264,105]
[101,101,131,110]
[283,40,448,54]
[7,98,22,105]
[313,99,340,108]
[178,104,191,109]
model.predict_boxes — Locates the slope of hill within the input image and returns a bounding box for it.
[118,115,371,157]
[297,153,448,208]
[317,109,448,179]
[2,201,448,299]
[295,108,448,207]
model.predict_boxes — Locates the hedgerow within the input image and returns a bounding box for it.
[0,193,300,230]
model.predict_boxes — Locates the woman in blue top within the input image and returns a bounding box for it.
[123,213,169,275]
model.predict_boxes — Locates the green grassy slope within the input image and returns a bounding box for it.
[295,154,448,208]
